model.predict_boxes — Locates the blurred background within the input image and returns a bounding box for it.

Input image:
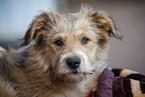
[0,0,145,73]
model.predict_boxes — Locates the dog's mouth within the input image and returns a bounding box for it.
[56,73,85,82]
[68,71,93,75]
[68,68,96,75]
[69,69,80,74]
[54,70,95,83]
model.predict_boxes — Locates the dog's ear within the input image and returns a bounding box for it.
[90,10,122,40]
[21,12,54,46]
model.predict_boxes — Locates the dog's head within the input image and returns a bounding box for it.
[21,6,122,82]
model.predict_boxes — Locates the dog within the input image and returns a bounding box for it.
[0,5,122,97]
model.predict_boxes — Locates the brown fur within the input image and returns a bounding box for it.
[0,6,122,97]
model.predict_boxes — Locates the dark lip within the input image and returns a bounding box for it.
[72,71,79,74]
[67,69,96,75]
[70,69,79,74]
[68,71,95,75]
[68,71,87,75]
[67,70,82,75]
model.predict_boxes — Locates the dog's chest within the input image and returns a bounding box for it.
[50,88,85,97]
[48,81,88,97]
[18,79,87,97]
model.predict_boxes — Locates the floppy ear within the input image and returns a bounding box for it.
[21,12,54,46]
[91,10,122,39]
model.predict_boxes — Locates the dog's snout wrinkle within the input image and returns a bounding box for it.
[66,56,81,70]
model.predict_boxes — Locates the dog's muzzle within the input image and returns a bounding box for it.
[66,56,81,70]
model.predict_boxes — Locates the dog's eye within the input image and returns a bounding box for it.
[55,40,64,46]
[81,37,89,44]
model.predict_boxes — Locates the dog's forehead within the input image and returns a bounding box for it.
[52,12,93,34]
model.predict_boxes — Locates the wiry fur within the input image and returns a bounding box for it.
[0,5,122,97]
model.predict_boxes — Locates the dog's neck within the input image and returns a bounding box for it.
[21,63,99,96]
[49,70,100,96]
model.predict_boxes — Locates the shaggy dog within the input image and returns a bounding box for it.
[0,6,122,97]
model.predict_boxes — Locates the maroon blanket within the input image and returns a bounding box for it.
[88,68,145,97]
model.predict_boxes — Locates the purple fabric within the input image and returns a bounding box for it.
[96,68,114,97]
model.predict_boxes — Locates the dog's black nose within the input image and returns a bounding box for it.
[66,56,81,70]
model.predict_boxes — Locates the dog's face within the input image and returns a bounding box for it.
[21,6,122,82]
